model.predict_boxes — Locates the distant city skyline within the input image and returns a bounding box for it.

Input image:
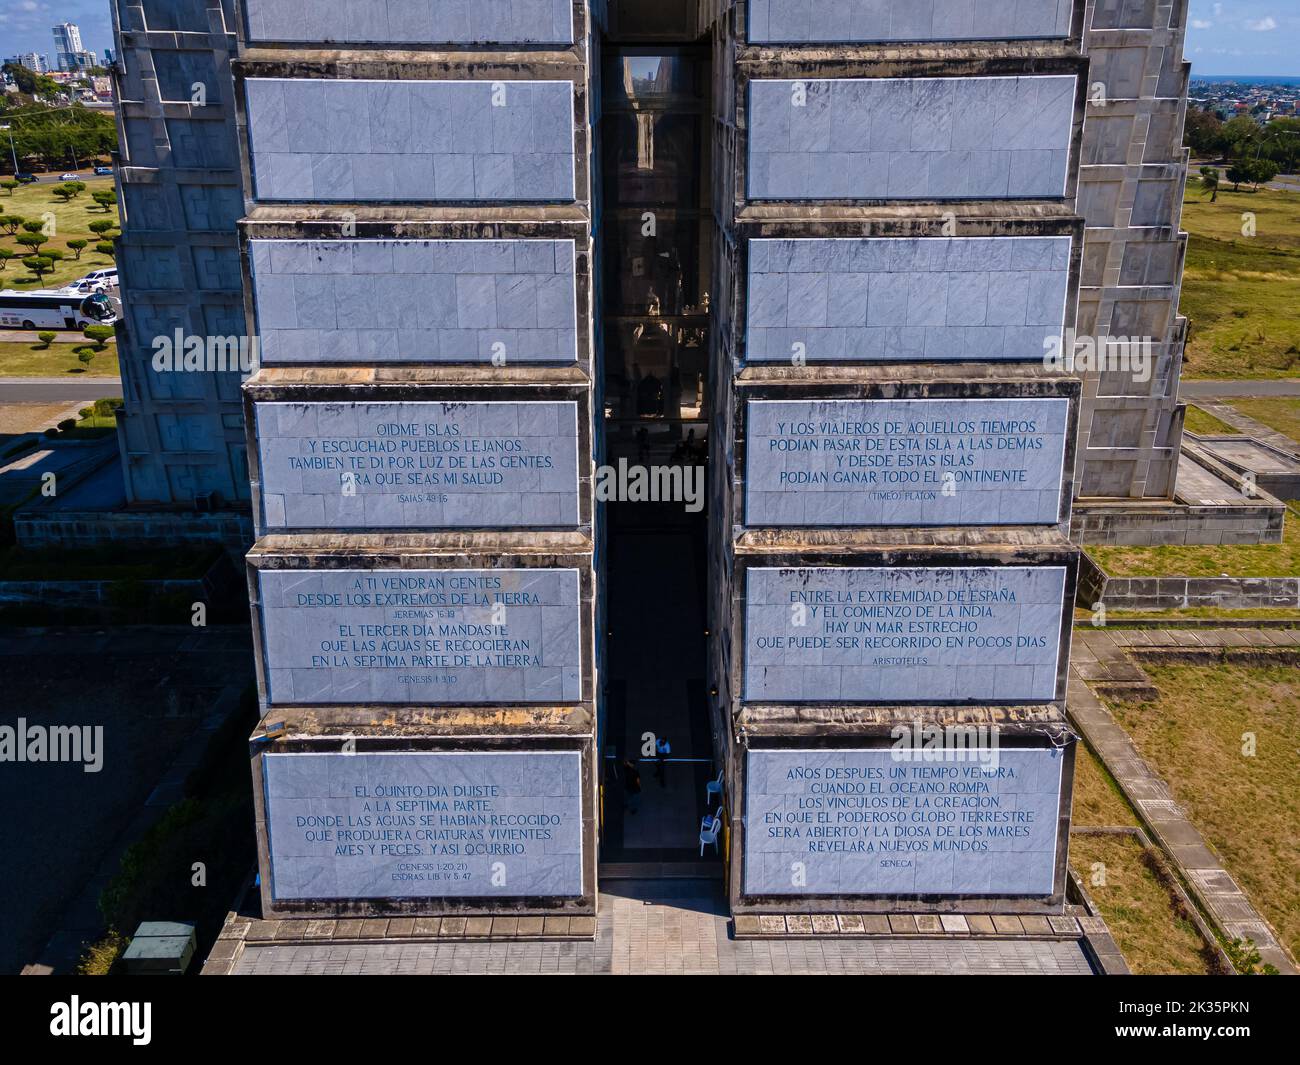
[0,2,1296,79]
[0,1,111,68]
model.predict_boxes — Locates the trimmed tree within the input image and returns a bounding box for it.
[37,331,57,348]
[1,180,18,195]
[0,249,13,271]
[88,219,118,238]
[0,215,23,235]
[95,242,116,258]
[22,255,55,280]
[66,238,88,260]
[16,232,48,253]
[83,324,115,351]
[91,189,116,211]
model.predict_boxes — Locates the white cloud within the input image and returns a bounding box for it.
[1191,19,1213,29]
[1245,16,1278,31]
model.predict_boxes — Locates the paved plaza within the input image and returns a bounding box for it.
[228,880,1096,976]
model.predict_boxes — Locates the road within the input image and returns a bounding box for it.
[1179,379,1300,398]
[0,377,121,403]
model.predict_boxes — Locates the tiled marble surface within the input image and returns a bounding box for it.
[743,748,1063,896]
[244,0,574,45]
[747,76,1075,200]
[246,79,576,202]
[250,239,578,364]
[745,236,1071,362]
[743,565,1066,702]
[263,751,583,899]
[255,401,581,530]
[744,397,1069,526]
[748,0,1072,43]
[258,567,583,704]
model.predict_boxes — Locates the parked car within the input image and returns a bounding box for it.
[78,268,118,289]
[93,165,113,176]
[59,172,80,181]
[15,173,37,184]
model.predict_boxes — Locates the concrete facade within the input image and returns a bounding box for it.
[1073,0,1191,499]
[110,0,251,507]
[703,0,1086,918]
[234,5,600,920]
[222,0,1196,933]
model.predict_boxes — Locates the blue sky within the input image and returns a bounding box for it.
[1,0,113,63]
[1187,1,1300,75]
[0,1,1296,78]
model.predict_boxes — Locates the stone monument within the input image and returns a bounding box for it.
[704,0,1086,918]
[235,1,599,920]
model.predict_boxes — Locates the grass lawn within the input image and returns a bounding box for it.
[1108,661,1300,962]
[1087,505,1300,576]
[1071,742,1139,828]
[0,176,118,290]
[1182,404,1240,435]
[0,338,119,377]
[1067,832,1217,974]
[1229,396,1300,445]
[1179,181,1300,379]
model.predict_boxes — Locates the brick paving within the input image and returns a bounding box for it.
[1069,628,1297,974]
[226,881,1095,975]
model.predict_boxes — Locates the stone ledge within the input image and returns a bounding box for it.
[732,913,1083,940]
[221,914,598,944]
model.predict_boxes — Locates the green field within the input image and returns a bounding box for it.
[1182,404,1240,435]
[0,338,119,377]
[0,175,118,291]
[1230,396,1300,445]
[1109,661,1300,962]
[1179,180,1300,379]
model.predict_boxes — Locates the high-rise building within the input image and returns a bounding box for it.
[108,1,249,509]
[53,22,84,70]
[8,53,50,74]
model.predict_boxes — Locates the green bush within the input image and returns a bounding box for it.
[37,331,56,348]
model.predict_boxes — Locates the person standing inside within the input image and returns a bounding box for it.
[655,736,671,785]
[622,759,642,814]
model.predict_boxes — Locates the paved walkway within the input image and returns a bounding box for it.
[228,881,1095,975]
[1069,628,1297,974]
[0,377,122,403]
[1179,379,1300,398]
[1191,400,1300,460]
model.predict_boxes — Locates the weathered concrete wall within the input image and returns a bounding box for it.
[747,75,1077,200]
[245,79,577,202]
[748,0,1073,43]
[1073,0,1190,500]
[705,1,1086,919]
[1095,574,1300,610]
[233,11,599,921]
[242,0,577,45]
[745,236,1072,362]
[110,0,251,507]
[249,239,579,365]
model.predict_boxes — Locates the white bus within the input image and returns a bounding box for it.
[0,288,118,330]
